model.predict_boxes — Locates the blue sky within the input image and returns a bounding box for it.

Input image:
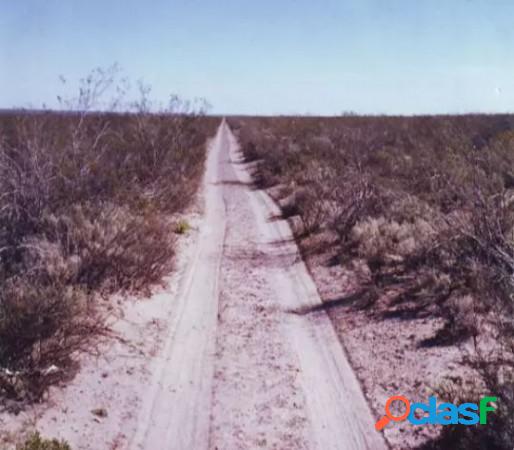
[1,0,513,114]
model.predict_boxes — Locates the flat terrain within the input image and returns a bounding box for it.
[1,122,385,449]
[209,122,384,449]
[227,114,514,449]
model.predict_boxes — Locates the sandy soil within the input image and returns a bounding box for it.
[0,210,204,450]
[302,240,479,449]
[0,122,386,450]
[210,123,385,450]
[0,132,210,449]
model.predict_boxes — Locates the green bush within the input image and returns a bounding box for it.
[16,432,71,450]
[174,219,191,235]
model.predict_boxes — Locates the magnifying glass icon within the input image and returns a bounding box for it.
[375,395,411,431]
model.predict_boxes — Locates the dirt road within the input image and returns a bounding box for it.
[2,121,385,449]
[130,121,385,450]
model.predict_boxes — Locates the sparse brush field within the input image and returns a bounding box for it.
[228,115,514,449]
[0,108,218,408]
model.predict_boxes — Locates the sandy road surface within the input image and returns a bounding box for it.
[128,122,227,449]
[132,121,385,449]
[207,122,385,450]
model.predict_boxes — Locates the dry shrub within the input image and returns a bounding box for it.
[39,205,175,293]
[0,68,216,404]
[351,217,436,261]
[0,279,98,402]
[423,370,514,450]
[328,177,380,245]
[230,114,514,449]
[291,161,337,234]
[292,186,327,234]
